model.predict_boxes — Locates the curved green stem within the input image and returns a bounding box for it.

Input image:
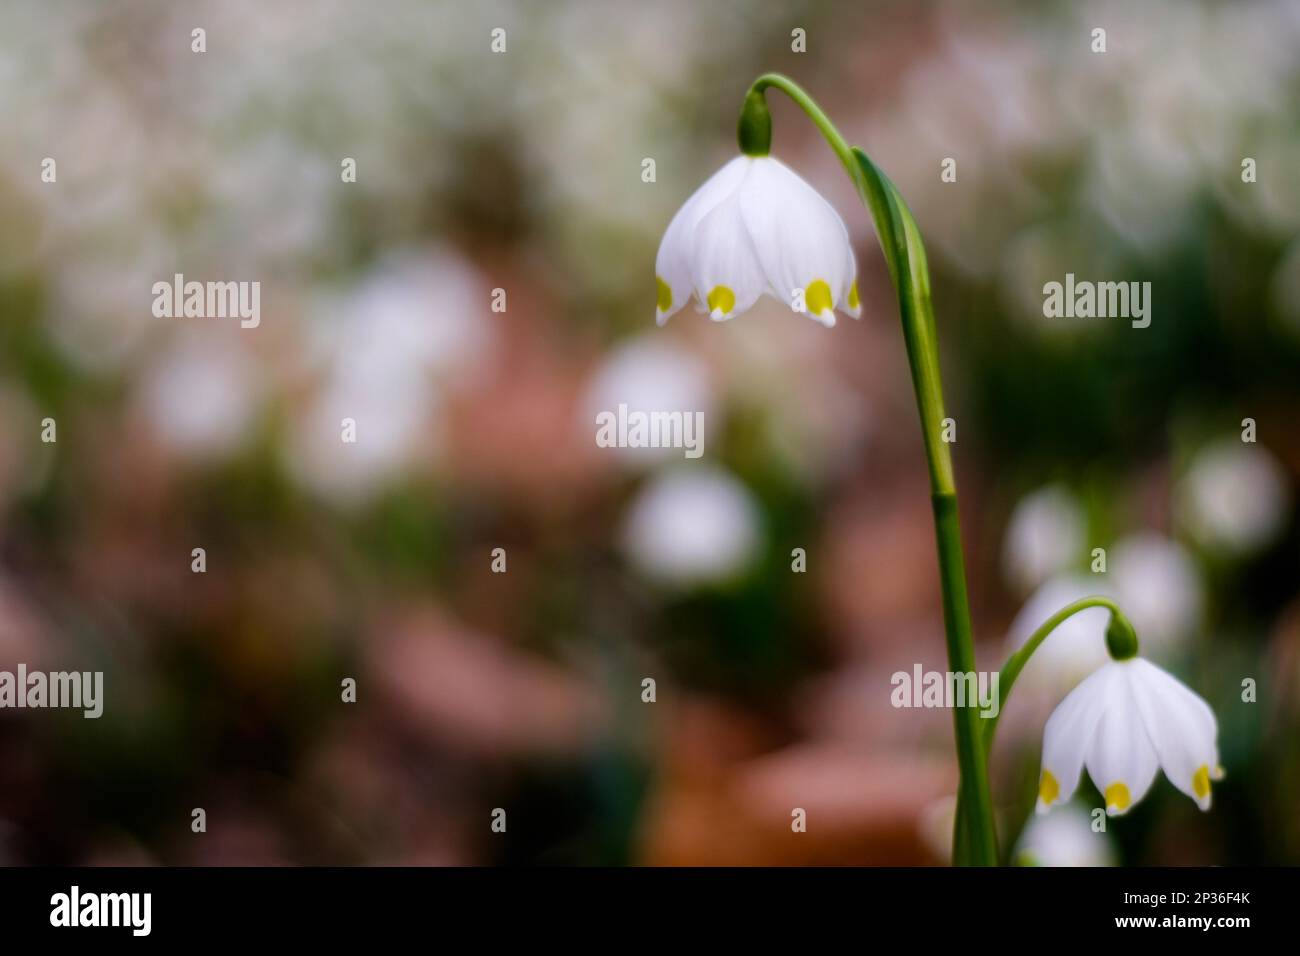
[745,74,992,865]
[749,74,861,181]
[982,595,1133,756]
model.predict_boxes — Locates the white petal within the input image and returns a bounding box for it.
[1084,661,1160,816]
[737,157,857,324]
[654,157,750,325]
[1037,663,1108,813]
[690,189,766,321]
[1127,658,1221,810]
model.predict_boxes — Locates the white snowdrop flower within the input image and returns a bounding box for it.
[1002,484,1086,593]
[1014,803,1116,867]
[138,337,261,460]
[1005,575,1113,690]
[621,466,760,587]
[582,336,715,468]
[308,247,493,392]
[655,156,860,328]
[288,246,491,505]
[1037,657,1223,818]
[288,368,439,506]
[1175,440,1291,556]
[1110,532,1202,653]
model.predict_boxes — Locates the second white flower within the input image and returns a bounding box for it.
[655,156,860,328]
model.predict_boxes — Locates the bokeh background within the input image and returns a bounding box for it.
[1,0,1298,866]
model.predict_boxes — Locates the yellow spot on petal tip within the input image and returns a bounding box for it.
[706,285,736,317]
[1104,782,1131,814]
[1193,765,1213,803]
[848,280,860,312]
[655,276,672,314]
[805,279,833,319]
[1038,769,1060,807]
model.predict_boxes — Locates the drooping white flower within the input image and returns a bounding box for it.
[655,156,860,328]
[1037,657,1223,817]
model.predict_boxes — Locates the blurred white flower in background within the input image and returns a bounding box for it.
[290,370,438,505]
[1014,804,1116,867]
[287,247,492,504]
[1110,532,1203,652]
[137,336,262,460]
[582,336,715,469]
[1176,440,1291,557]
[305,247,493,389]
[621,466,760,587]
[1002,484,1086,594]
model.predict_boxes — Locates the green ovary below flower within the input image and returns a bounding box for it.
[1037,656,1224,817]
[654,155,860,328]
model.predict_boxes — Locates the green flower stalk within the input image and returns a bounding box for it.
[654,73,996,864]
[992,597,1222,820]
[651,75,1221,865]
[742,74,998,865]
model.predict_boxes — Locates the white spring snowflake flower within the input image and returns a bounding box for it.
[654,156,860,328]
[621,466,760,586]
[1037,657,1223,818]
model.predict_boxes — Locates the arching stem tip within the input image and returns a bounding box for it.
[1106,611,1139,660]
[738,87,772,156]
